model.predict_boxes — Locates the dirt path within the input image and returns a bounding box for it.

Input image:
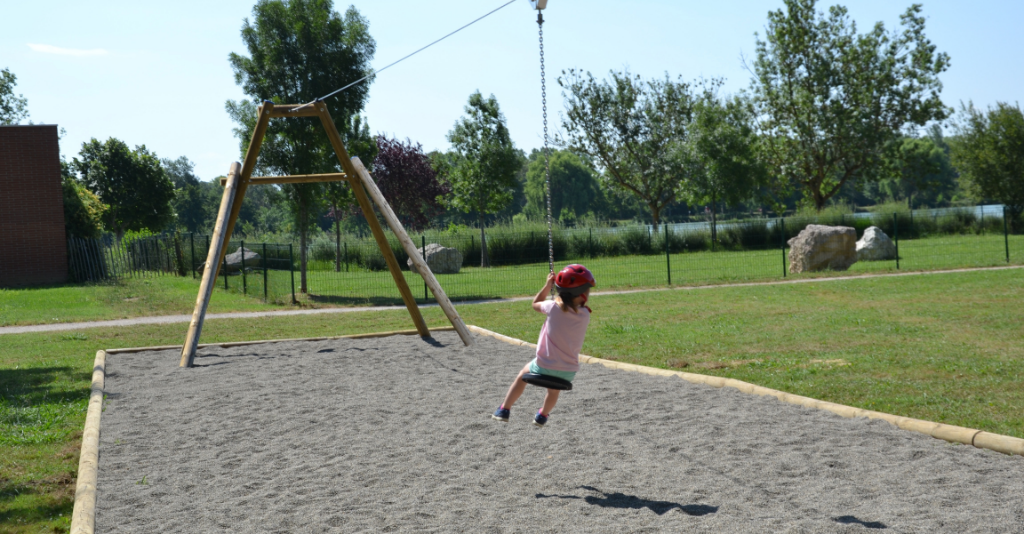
[3,265,1019,336]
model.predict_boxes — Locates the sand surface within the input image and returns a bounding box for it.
[96,331,1024,533]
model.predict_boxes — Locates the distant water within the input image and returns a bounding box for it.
[631,204,1006,234]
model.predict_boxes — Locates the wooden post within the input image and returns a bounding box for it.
[315,103,430,338]
[351,157,474,346]
[180,163,241,367]
[212,101,275,280]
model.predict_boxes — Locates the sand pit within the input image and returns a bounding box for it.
[95,331,1024,532]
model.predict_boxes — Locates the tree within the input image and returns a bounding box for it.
[681,89,766,242]
[559,69,697,229]
[524,149,605,223]
[880,129,957,208]
[162,156,210,234]
[0,68,29,125]
[373,135,450,232]
[226,0,375,292]
[74,138,175,241]
[61,160,106,238]
[444,92,520,267]
[750,0,950,211]
[951,102,1024,231]
[324,114,375,271]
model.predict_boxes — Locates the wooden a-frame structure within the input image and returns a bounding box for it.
[180,101,473,367]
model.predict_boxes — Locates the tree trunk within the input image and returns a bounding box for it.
[299,201,308,294]
[710,201,718,244]
[333,202,341,273]
[479,214,490,268]
[649,204,661,232]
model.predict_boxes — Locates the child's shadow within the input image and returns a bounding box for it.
[537,485,718,516]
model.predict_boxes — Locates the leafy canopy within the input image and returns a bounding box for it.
[0,68,29,125]
[559,69,697,228]
[751,0,950,210]
[680,86,766,227]
[443,91,521,218]
[951,102,1024,229]
[372,135,451,232]
[74,138,175,239]
[524,150,604,223]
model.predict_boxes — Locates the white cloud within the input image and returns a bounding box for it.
[28,43,109,57]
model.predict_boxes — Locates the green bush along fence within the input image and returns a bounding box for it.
[302,205,1021,304]
[65,204,1020,306]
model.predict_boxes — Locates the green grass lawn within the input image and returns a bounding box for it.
[2,267,1023,532]
[0,276,299,328]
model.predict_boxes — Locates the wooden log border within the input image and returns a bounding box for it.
[464,325,1024,458]
[71,350,106,534]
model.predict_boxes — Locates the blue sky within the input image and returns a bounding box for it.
[3,0,1021,180]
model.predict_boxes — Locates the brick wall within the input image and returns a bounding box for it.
[0,125,68,286]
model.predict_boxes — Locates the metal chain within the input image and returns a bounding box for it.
[539,13,554,276]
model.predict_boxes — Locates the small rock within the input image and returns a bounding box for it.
[856,226,897,261]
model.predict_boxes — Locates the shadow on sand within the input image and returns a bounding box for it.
[537,485,718,516]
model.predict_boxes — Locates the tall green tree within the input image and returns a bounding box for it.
[163,156,211,234]
[226,0,375,292]
[524,149,605,223]
[74,138,175,241]
[680,89,766,242]
[61,160,106,238]
[751,0,950,210]
[951,102,1024,231]
[880,129,958,208]
[0,68,29,125]
[443,92,520,267]
[559,69,697,230]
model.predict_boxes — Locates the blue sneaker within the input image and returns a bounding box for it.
[492,407,510,422]
[533,411,548,427]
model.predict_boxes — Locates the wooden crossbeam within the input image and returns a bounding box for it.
[219,173,348,186]
[268,104,320,117]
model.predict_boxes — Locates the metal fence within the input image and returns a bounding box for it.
[67,234,297,304]
[65,204,1020,306]
[302,205,1021,305]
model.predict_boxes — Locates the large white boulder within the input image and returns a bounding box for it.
[408,243,462,275]
[856,226,896,261]
[787,225,857,273]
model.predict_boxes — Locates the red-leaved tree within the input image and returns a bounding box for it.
[372,135,451,231]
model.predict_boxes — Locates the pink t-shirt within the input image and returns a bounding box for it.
[535,300,590,372]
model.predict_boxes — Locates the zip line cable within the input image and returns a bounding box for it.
[292,0,518,111]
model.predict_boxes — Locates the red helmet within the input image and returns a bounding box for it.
[555,264,596,296]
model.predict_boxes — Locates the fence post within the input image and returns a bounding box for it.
[241,240,247,295]
[893,213,900,270]
[422,235,428,302]
[289,243,296,304]
[1004,205,1010,263]
[781,218,787,278]
[263,243,269,301]
[223,253,229,290]
[344,242,348,272]
[665,223,671,286]
[190,233,196,279]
